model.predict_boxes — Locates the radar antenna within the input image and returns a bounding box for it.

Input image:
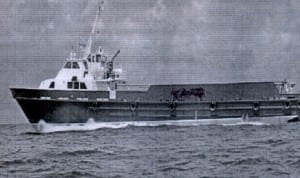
[83,1,104,59]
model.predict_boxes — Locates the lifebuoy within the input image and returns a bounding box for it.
[90,102,98,111]
[253,101,260,111]
[210,102,217,112]
[284,100,291,110]
[131,102,138,112]
[169,102,177,111]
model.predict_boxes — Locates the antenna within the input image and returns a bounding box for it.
[83,1,105,59]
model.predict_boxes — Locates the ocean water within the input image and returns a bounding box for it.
[1,121,300,178]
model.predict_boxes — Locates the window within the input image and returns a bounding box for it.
[72,62,80,69]
[83,61,88,69]
[64,62,72,68]
[49,82,55,88]
[71,76,77,81]
[67,81,87,90]
[67,82,72,89]
[74,82,79,89]
[80,82,87,89]
[92,56,95,62]
[96,54,101,62]
[87,55,91,62]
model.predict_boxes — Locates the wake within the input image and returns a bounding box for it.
[34,118,128,133]
[33,117,272,133]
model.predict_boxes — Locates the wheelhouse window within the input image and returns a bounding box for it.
[72,62,80,69]
[80,82,87,89]
[64,62,72,68]
[49,82,55,88]
[64,62,80,69]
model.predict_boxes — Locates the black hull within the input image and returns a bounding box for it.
[14,97,300,124]
[10,86,300,124]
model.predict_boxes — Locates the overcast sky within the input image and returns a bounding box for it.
[1,0,300,123]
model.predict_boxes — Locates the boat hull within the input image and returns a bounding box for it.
[14,96,300,124]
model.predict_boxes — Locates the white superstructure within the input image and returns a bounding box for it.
[39,48,125,91]
[39,2,126,91]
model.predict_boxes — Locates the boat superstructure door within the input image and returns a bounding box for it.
[109,90,116,100]
[108,82,117,100]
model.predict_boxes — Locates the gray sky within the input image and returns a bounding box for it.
[1,0,300,123]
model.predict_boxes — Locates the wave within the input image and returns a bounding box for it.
[0,158,45,167]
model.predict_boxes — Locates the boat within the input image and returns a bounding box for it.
[10,3,300,126]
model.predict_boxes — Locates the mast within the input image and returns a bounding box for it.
[83,1,104,59]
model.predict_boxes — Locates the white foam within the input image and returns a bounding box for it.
[33,118,241,133]
[221,121,269,126]
[34,116,294,133]
[35,118,131,133]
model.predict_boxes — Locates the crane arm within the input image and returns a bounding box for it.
[83,1,104,59]
[111,49,120,62]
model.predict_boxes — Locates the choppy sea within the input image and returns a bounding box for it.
[1,120,300,178]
